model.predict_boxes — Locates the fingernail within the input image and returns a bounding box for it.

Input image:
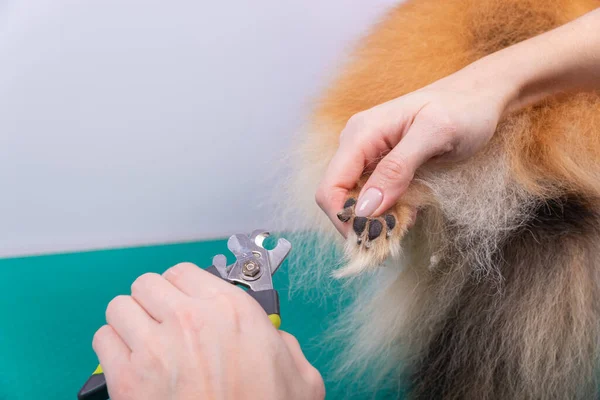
[355,188,383,217]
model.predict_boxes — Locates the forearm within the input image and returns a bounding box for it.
[457,8,600,114]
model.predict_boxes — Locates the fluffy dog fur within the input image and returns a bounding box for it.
[279,0,600,398]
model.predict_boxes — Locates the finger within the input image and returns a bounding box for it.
[92,324,130,380]
[104,295,158,350]
[130,272,187,322]
[356,115,454,216]
[279,331,310,369]
[279,331,324,394]
[315,112,399,236]
[162,262,239,299]
[315,150,367,237]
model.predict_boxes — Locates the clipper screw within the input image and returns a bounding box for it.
[243,260,261,278]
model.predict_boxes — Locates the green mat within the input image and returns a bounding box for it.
[0,238,398,400]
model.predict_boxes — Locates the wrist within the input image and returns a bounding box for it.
[442,55,521,117]
[466,49,536,117]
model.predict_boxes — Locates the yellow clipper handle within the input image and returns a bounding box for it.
[77,364,107,400]
[248,288,281,330]
[269,313,282,329]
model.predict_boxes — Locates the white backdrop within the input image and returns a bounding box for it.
[0,0,399,258]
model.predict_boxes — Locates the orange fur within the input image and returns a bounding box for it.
[508,94,600,197]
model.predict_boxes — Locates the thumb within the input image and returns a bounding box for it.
[354,117,451,217]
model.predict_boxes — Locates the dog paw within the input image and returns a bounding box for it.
[337,198,396,247]
[334,197,407,278]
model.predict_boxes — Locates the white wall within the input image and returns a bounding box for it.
[0,0,399,258]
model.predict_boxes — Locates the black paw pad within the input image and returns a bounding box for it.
[353,217,368,236]
[343,198,357,208]
[384,214,396,237]
[337,209,352,223]
[384,214,396,230]
[337,198,356,223]
[368,219,383,241]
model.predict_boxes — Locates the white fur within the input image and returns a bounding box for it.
[269,127,542,394]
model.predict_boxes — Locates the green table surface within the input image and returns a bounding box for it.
[0,237,399,400]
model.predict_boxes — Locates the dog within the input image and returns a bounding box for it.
[281,0,600,398]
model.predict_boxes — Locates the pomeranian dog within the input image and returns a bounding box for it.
[282,0,600,398]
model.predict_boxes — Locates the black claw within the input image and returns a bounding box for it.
[384,214,396,231]
[368,219,383,241]
[337,209,352,223]
[353,217,368,236]
[344,198,357,209]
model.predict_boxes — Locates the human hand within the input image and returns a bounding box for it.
[315,67,514,236]
[92,262,325,400]
[317,6,600,236]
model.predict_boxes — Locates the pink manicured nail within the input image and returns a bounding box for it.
[355,188,383,217]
